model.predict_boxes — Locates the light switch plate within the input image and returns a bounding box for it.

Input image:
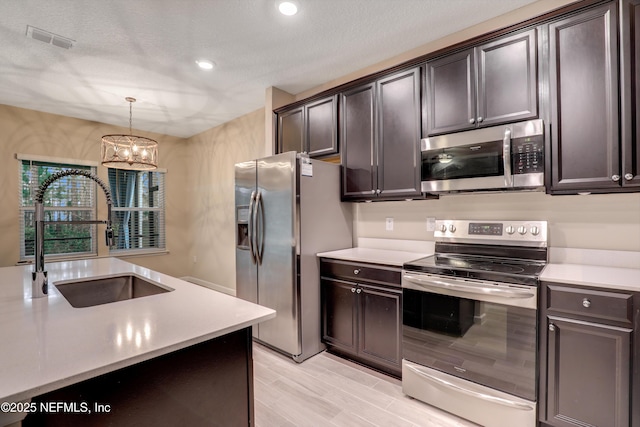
[426,217,436,232]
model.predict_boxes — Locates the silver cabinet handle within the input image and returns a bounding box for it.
[477,116,484,123]
[612,174,621,182]
[370,190,376,194]
[375,189,381,194]
[351,288,356,293]
[582,298,591,308]
[353,269,360,275]
[625,173,634,181]
[356,288,362,294]
[469,118,476,124]
[549,323,556,332]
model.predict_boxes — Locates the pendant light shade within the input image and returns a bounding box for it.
[101,97,158,170]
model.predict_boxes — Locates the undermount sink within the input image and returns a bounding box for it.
[55,274,173,308]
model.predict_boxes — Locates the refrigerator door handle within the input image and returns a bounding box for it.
[248,190,257,264]
[255,191,265,265]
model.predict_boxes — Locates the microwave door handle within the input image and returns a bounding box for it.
[503,128,512,187]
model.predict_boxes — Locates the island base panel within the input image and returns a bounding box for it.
[24,327,254,427]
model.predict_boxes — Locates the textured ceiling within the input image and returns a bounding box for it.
[0,0,539,138]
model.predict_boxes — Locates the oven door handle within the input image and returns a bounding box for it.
[405,364,535,411]
[403,274,535,299]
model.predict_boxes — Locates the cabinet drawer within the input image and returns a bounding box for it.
[320,259,401,287]
[546,284,633,325]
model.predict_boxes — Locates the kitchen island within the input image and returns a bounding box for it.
[0,258,275,427]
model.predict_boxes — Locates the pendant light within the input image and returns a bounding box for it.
[101,97,158,170]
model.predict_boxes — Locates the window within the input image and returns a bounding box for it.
[108,168,166,254]
[20,158,98,261]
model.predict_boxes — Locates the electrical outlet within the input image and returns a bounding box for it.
[385,217,394,231]
[426,217,436,232]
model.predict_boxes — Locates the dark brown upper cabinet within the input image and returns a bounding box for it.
[621,0,640,188]
[276,95,338,158]
[425,29,537,136]
[277,106,303,154]
[546,2,623,194]
[341,67,423,201]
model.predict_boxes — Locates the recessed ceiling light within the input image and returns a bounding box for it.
[195,59,215,70]
[277,1,299,16]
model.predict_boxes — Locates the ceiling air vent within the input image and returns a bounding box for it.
[26,25,74,50]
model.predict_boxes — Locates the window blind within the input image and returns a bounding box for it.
[107,169,166,254]
[19,159,97,260]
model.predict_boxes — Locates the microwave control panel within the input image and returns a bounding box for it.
[511,135,543,174]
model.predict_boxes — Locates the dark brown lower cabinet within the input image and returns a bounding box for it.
[539,282,639,427]
[24,328,254,427]
[320,259,402,377]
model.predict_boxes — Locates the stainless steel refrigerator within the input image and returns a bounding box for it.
[235,151,352,362]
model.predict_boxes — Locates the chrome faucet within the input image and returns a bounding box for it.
[32,170,115,298]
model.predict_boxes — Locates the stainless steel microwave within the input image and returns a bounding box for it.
[421,119,544,194]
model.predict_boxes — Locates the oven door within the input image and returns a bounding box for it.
[402,272,537,401]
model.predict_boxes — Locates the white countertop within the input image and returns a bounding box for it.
[0,258,275,404]
[317,247,431,267]
[541,263,640,293]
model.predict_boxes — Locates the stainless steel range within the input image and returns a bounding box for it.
[402,219,547,427]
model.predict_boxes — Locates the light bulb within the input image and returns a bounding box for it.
[278,1,298,16]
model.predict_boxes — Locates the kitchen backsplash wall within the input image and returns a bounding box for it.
[0,104,192,277]
[355,191,640,252]
[185,108,265,293]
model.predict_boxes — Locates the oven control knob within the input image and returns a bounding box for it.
[530,226,540,236]
[448,224,457,233]
[438,224,447,232]
[505,226,515,235]
[517,226,527,235]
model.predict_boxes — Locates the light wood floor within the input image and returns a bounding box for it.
[253,344,480,427]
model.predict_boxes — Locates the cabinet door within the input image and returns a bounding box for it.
[544,316,631,427]
[278,107,304,154]
[306,95,338,158]
[321,278,357,353]
[341,83,376,199]
[548,3,620,192]
[376,68,422,199]
[425,49,476,135]
[357,284,402,373]
[621,0,640,188]
[476,28,537,127]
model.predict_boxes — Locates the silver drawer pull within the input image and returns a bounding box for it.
[356,288,361,294]
[353,269,360,275]
[351,288,356,293]
[549,323,556,332]
[582,298,591,308]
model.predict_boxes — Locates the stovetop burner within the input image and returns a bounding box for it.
[404,253,546,286]
[403,220,548,287]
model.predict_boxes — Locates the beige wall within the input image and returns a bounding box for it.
[355,192,640,252]
[185,108,265,292]
[0,104,192,277]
